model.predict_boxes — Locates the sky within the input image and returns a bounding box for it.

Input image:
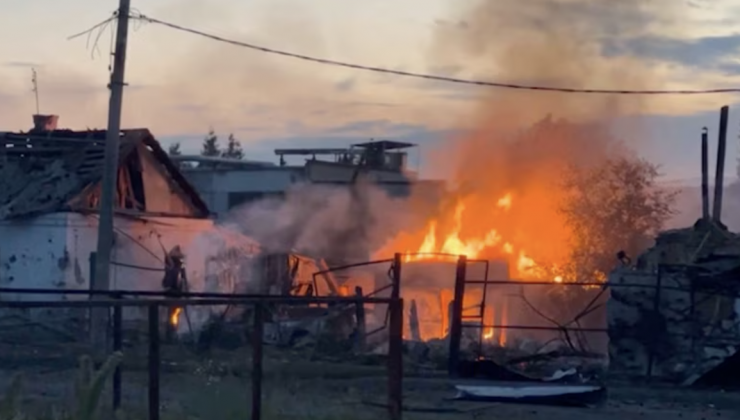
[1,0,740,182]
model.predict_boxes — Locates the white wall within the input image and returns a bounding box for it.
[0,212,264,328]
[0,212,227,295]
[184,169,302,215]
[0,213,70,300]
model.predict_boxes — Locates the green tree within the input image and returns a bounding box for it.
[166,142,194,169]
[201,129,221,157]
[222,133,244,160]
[559,155,678,280]
[168,142,182,156]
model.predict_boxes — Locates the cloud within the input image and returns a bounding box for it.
[334,78,355,92]
[605,34,740,75]
[325,120,427,136]
[3,61,43,68]
[1,0,739,142]
[424,0,740,121]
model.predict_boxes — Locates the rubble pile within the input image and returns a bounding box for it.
[608,220,740,384]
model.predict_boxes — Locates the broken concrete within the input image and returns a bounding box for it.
[608,221,740,384]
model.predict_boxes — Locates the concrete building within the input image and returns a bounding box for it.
[176,140,446,217]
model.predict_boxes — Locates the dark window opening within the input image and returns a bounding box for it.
[228,191,284,209]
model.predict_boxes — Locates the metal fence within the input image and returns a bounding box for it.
[0,289,405,420]
[445,255,740,381]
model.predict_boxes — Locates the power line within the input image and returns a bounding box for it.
[130,13,740,96]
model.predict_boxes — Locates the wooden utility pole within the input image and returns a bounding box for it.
[92,0,131,349]
[712,106,729,222]
[31,68,40,114]
[701,127,709,220]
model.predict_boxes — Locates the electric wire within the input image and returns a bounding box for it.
[129,13,740,96]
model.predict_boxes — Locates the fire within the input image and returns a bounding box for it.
[400,193,559,281]
[406,201,501,262]
[378,192,576,345]
[170,307,182,327]
[496,193,512,210]
[481,300,508,346]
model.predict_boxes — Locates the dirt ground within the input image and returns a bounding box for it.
[1,345,738,420]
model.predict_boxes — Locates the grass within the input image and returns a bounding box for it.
[1,352,123,420]
[4,353,737,420]
[0,350,404,420]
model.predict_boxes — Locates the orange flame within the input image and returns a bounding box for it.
[496,193,512,210]
[398,193,560,282]
[170,307,182,327]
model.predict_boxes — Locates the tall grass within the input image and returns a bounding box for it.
[0,352,123,420]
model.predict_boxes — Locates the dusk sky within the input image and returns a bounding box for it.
[1,0,739,182]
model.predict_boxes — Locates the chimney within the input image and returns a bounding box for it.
[32,114,59,131]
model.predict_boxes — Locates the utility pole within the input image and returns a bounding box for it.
[92,0,131,351]
[31,68,40,114]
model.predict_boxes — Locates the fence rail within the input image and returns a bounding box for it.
[444,255,740,381]
[0,289,404,420]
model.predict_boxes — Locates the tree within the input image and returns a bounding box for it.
[559,155,678,280]
[201,129,221,157]
[222,133,244,160]
[166,141,194,169]
[168,142,182,156]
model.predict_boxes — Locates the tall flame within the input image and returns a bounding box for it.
[398,193,558,281]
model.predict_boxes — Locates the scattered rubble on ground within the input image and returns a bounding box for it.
[609,219,740,386]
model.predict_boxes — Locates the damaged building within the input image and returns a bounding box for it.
[608,106,740,386]
[0,115,218,299]
[0,115,368,347]
[608,220,740,384]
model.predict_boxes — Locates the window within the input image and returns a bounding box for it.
[227,191,284,209]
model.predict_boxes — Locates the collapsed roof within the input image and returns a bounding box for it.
[0,128,209,219]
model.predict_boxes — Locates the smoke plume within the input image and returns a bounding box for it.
[223,182,414,262]
[404,0,685,267]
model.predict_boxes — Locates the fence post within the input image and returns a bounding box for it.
[354,286,367,352]
[251,303,265,420]
[88,252,96,342]
[112,298,123,411]
[387,298,404,420]
[448,255,467,377]
[646,265,663,379]
[148,304,160,420]
[391,253,402,299]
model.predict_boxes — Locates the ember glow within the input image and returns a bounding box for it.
[170,307,182,327]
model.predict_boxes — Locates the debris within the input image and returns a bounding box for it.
[457,360,531,382]
[688,348,740,389]
[543,368,578,382]
[608,219,740,383]
[454,382,607,407]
